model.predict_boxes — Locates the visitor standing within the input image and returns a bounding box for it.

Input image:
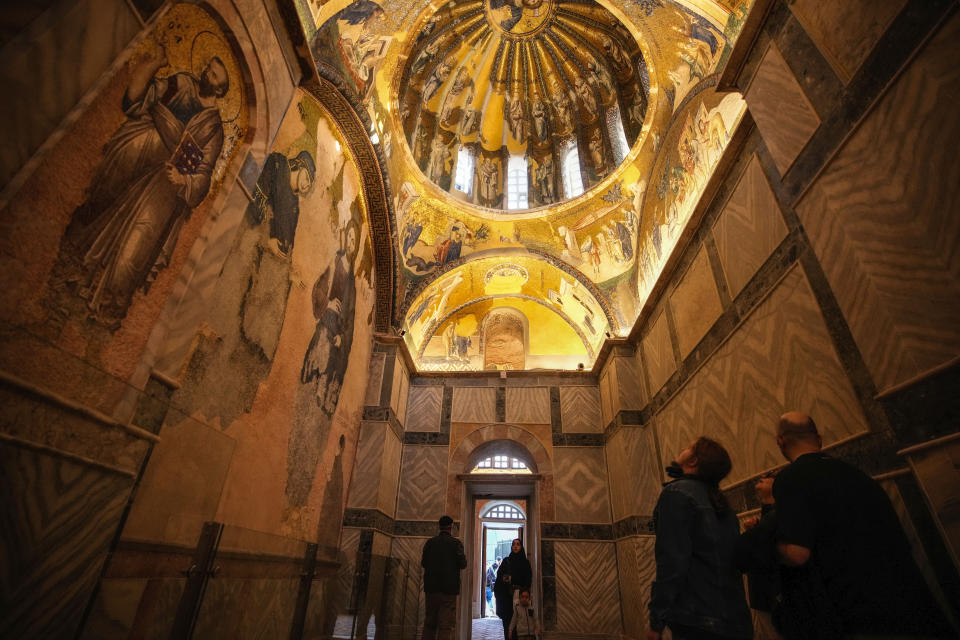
[421,515,467,640]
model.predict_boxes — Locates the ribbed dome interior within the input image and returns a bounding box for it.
[399,0,649,211]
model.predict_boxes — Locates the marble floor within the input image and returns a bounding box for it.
[472,616,504,640]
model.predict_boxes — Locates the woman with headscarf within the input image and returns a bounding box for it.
[494,538,532,640]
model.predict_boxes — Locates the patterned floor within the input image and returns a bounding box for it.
[472,616,505,640]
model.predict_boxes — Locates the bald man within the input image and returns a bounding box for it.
[770,411,951,639]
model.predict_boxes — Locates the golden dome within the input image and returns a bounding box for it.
[398,0,649,212]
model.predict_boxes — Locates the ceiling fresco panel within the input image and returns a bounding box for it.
[300,0,756,370]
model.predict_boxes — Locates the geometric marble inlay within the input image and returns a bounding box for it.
[745,43,821,175]
[655,266,869,486]
[712,154,787,298]
[794,13,960,392]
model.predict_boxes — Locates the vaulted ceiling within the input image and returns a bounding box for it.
[299,0,752,371]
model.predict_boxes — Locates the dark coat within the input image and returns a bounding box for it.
[421,531,467,595]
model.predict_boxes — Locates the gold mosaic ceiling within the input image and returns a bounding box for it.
[300,0,752,371]
[398,0,649,211]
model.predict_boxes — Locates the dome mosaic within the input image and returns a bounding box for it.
[398,0,650,212]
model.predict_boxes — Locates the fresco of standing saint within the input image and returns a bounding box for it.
[50,5,246,328]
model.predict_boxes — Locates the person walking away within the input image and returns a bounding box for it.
[421,515,467,640]
[495,538,532,640]
[648,437,752,640]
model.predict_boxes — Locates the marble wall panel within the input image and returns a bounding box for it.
[795,14,960,393]
[232,0,297,142]
[365,352,386,406]
[909,440,960,572]
[599,365,616,426]
[0,0,141,187]
[378,428,403,517]
[451,387,497,424]
[612,354,646,414]
[559,386,603,433]
[390,536,428,640]
[744,43,821,175]
[0,443,132,638]
[554,448,611,523]
[606,426,661,521]
[712,155,788,298]
[391,356,410,426]
[337,527,362,610]
[791,0,906,84]
[616,536,656,640]
[396,446,448,520]
[670,247,725,359]
[641,310,677,397]
[655,266,869,486]
[405,386,443,432]
[554,541,622,635]
[347,422,387,510]
[506,387,551,424]
[878,477,955,620]
[192,577,300,639]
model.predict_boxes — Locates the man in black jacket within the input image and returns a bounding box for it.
[422,515,467,640]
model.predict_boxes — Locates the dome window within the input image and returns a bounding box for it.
[454,145,475,195]
[562,140,584,199]
[506,155,529,210]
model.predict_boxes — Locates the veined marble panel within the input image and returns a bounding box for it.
[712,155,788,297]
[612,354,646,414]
[606,426,661,520]
[641,310,676,397]
[390,536,429,640]
[745,43,821,175]
[405,386,443,432]
[616,536,656,640]
[347,422,388,510]
[378,428,403,517]
[391,357,410,427]
[670,247,725,358]
[192,577,299,638]
[451,387,497,424]
[560,386,603,433]
[336,527,363,613]
[506,387,551,424]
[655,267,869,486]
[791,0,906,84]
[599,366,615,426]
[795,14,960,392]
[554,448,611,523]
[909,439,960,572]
[555,541,622,635]
[0,442,131,638]
[365,352,386,406]
[396,446,448,520]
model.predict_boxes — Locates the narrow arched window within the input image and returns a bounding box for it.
[606,105,630,165]
[562,140,584,198]
[454,145,475,194]
[506,154,528,209]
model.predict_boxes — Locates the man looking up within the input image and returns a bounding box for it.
[772,411,952,638]
[421,515,467,640]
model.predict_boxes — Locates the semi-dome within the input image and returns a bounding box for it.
[398,0,649,212]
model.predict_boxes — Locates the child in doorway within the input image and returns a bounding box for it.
[508,588,541,640]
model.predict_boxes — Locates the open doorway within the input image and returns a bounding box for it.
[478,502,526,618]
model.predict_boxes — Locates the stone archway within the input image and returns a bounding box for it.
[447,423,554,520]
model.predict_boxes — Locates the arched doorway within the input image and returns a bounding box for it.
[453,435,548,640]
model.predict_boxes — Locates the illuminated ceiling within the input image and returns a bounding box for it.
[397,0,648,210]
[299,0,752,371]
